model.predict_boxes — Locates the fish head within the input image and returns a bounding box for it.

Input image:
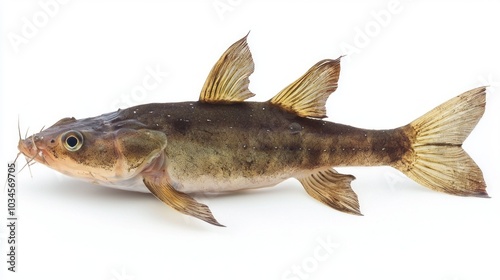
[18,115,168,185]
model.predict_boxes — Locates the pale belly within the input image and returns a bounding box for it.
[89,176,150,193]
[171,173,293,193]
[93,171,295,194]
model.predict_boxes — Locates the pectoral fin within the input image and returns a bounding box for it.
[143,177,224,227]
[297,169,361,215]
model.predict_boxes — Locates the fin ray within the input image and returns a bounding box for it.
[297,169,361,215]
[199,34,255,103]
[393,87,488,197]
[270,58,341,118]
[143,177,224,226]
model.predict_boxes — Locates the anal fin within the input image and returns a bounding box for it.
[143,177,224,227]
[297,169,361,215]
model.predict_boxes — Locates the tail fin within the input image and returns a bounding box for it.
[392,87,488,197]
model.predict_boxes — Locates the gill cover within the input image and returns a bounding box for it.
[113,129,168,176]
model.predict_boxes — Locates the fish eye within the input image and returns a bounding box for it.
[62,131,84,152]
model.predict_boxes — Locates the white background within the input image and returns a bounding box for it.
[1,1,499,279]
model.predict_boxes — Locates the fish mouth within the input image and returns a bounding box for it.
[17,137,49,165]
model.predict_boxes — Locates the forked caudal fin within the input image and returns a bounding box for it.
[392,87,489,197]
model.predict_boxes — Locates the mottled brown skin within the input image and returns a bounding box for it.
[16,33,488,226]
[109,101,411,187]
[16,87,488,226]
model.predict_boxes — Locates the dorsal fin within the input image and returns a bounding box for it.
[269,58,341,118]
[199,34,255,103]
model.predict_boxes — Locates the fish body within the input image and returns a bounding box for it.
[49,101,406,193]
[18,35,488,226]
